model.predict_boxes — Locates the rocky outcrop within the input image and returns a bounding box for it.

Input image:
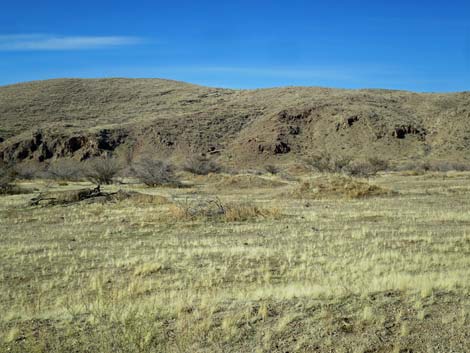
[392,125,427,140]
[0,129,128,163]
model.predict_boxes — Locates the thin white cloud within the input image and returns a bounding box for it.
[0,34,142,51]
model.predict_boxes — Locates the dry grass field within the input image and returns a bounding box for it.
[1,170,470,352]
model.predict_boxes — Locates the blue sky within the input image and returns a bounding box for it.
[0,0,469,91]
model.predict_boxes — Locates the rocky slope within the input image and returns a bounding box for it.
[1,78,470,166]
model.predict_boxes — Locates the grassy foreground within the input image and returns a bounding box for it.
[1,172,470,352]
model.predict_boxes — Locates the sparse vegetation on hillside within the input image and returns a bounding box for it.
[2,78,470,165]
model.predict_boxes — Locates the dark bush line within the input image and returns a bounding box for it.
[394,160,470,173]
[3,153,470,189]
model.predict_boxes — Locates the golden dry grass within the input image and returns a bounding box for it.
[0,172,469,352]
[292,174,393,199]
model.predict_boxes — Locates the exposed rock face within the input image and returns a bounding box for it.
[393,125,427,140]
[1,78,470,165]
[0,129,128,162]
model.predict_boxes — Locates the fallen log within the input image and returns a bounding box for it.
[30,185,104,206]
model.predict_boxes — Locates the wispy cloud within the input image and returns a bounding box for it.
[0,34,142,51]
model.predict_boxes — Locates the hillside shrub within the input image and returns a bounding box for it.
[131,157,180,187]
[183,155,221,175]
[46,159,84,181]
[84,157,123,185]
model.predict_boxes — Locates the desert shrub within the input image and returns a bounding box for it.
[306,153,389,177]
[0,162,36,195]
[264,164,280,175]
[131,157,180,187]
[279,172,299,182]
[394,161,425,174]
[169,197,280,222]
[292,175,394,199]
[13,161,45,180]
[183,155,221,175]
[367,157,390,171]
[239,169,264,175]
[344,158,389,178]
[46,159,84,181]
[394,160,470,174]
[0,162,16,193]
[83,157,123,185]
[305,153,332,172]
[331,156,352,172]
[343,161,375,177]
[425,161,470,172]
[305,153,352,173]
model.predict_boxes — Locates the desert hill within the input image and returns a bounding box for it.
[1,78,470,166]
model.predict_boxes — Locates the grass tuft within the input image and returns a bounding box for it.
[293,175,394,199]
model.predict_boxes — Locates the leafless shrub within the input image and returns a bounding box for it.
[305,153,352,173]
[305,153,332,172]
[131,157,180,187]
[264,164,280,175]
[0,162,33,195]
[332,156,352,172]
[183,155,221,175]
[394,160,470,174]
[393,161,424,174]
[278,172,299,182]
[306,153,389,177]
[426,161,470,172]
[368,157,390,171]
[13,161,45,180]
[83,157,123,185]
[0,162,16,192]
[344,158,389,178]
[46,159,84,181]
